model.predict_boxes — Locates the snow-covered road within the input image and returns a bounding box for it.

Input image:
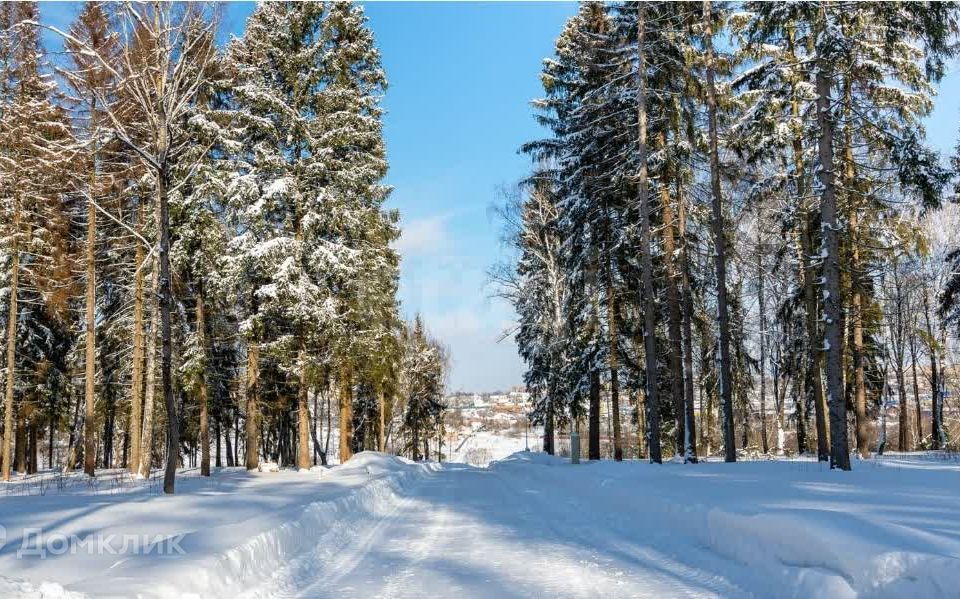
[262,462,740,598]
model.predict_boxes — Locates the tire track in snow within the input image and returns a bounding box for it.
[291,483,424,598]
[375,478,452,598]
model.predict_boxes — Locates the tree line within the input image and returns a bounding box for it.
[0,1,447,494]
[499,1,960,469]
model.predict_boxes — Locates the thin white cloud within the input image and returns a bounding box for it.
[394,214,449,257]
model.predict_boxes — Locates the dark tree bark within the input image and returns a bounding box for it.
[658,138,685,459]
[605,245,622,461]
[757,227,768,454]
[815,52,851,470]
[843,94,869,459]
[543,389,555,455]
[703,0,736,462]
[589,370,600,460]
[196,282,210,477]
[158,169,180,492]
[1,193,19,481]
[922,285,942,449]
[679,183,698,462]
[636,5,661,463]
[788,26,829,462]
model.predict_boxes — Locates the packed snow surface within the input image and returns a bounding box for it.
[1,452,959,598]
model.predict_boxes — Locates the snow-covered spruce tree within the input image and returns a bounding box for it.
[510,179,572,457]
[521,3,611,457]
[399,316,447,461]
[320,1,399,461]
[227,1,396,468]
[610,1,690,464]
[635,1,702,461]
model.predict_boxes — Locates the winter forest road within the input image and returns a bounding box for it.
[246,459,746,599]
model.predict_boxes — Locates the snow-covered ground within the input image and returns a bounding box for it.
[1,451,959,598]
[446,431,538,465]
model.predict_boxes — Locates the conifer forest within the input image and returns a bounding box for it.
[0,1,447,494]
[501,0,960,469]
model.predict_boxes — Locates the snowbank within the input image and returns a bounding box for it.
[0,578,82,599]
[487,451,960,597]
[489,449,567,468]
[0,452,434,599]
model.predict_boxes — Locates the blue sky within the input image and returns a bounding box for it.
[40,2,960,393]
[359,2,578,393]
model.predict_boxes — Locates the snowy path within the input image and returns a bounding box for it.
[246,462,744,598]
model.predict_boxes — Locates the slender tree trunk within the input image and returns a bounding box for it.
[84,161,98,477]
[896,354,909,451]
[312,387,324,464]
[678,179,698,462]
[605,248,622,461]
[377,387,386,452]
[339,369,353,462]
[234,409,240,466]
[703,0,736,462]
[815,49,851,470]
[787,30,830,462]
[245,342,260,469]
[772,355,783,454]
[28,418,37,474]
[636,5,661,464]
[297,347,311,470]
[589,369,600,459]
[1,194,19,481]
[658,142,685,459]
[64,381,81,471]
[757,230,768,454]
[103,395,115,468]
[224,406,234,467]
[215,412,222,468]
[138,257,160,478]
[922,285,942,449]
[14,411,25,473]
[128,211,146,474]
[909,328,923,444]
[48,393,55,469]
[324,389,332,461]
[196,283,210,476]
[543,389,555,455]
[156,168,179,493]
[844,106,869,459]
